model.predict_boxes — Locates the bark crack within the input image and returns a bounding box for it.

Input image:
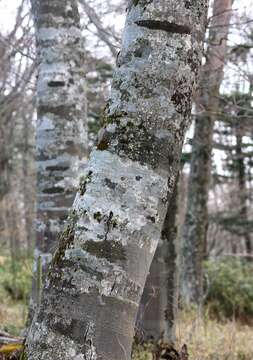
[135,20,191,35]
[47,80,66,87]
[104,211,114,241]
[110,278,117,294]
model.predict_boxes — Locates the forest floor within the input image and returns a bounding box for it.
[133,310,253,359]
[0,256,253,359]
[0,298,253,359]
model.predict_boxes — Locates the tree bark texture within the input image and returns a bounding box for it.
[181,0,233,305]
[31,0,88,315]
[26,0,208,359]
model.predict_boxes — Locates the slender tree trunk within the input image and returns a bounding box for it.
[135,237,167,341]
[30,0,88,318]
[0,131,9,201]
[235,124,252,255]
[181,0,233,306]
[162,176,180,340]
[136,175,180,341]
[26,1,208,359]
[22,112,35,256]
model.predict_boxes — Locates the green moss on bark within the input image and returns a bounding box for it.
[81,240,126,263]
[50,210,78,268]
[79,171,93,195]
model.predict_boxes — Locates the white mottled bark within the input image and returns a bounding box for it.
[26,0,208,359]
[30,0,88,317]
[181,0,233,305]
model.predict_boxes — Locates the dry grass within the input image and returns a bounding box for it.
[0,298,27,336]
[133,310,253,360]
[175,310,253,360]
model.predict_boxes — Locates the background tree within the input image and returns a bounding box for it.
[30,0,88,316]
[181,0,234,306]
[207,18,253,258]
[136,172,182,341]
[211,90,253,256]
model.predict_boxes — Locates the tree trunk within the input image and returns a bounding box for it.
[22,111,35,257]
[136,175,180,342]
[235,124,252,255]
[0,152,8,201]
[26,1,208,359]
[162,176,180,340]
[181,0,233,306]
[30,0,88,317]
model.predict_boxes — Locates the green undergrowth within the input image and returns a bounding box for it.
[0,255,32,335]
[204,258,253,321]
[132,342,153,360]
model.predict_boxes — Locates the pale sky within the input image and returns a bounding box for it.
[1,0,253,33]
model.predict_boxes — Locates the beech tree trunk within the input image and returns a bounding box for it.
[181,0,233,305]
[26,1,208,359]
[30,0,88,317]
